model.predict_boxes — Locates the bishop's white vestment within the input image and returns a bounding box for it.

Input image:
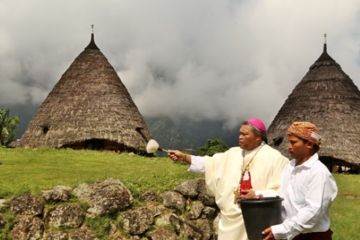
[195,144,288,240]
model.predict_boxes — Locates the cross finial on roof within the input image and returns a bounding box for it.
[323,33,327,52]
[85,24,99,50]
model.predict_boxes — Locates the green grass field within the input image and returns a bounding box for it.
[0,147,198,198]
[0,148,359,239]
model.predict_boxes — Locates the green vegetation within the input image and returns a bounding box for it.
[0,108,20,147]
[0,148,359,239]
[197,138,229,156]
[0,148,198,198]
[330,174,360,240]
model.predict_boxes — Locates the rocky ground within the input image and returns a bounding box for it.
[0,178,220,240]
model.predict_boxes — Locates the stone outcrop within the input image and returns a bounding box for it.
[162,191,186,212]
[10,194,44,216]
[11,216,44,240]
[42,186,72,202]
[1,178,219,239]
[175,179,199,198]
[120,207,156,235]
[45,204,85,228]
[73,178,133,217]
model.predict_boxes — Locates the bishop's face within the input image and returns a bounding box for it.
[239,125,262,151]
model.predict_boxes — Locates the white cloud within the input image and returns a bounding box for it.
[0,0,360,128]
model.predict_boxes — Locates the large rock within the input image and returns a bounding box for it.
[175,179,199,198]
[197,179,216,207]
[11,216,44,240]
[140,191,158,202]
[120,206,157,235]
[45,204,85,228]
[42,186,72,202]
[73,178,133,216]
[154,211,174,226]
[162,191,186,212]
[170,214,213,240]
[183,219,212,240]
[188,201,205,219]
[10,193,44,216]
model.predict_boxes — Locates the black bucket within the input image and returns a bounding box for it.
[239,197,283,240]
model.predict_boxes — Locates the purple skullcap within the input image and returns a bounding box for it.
[246,118,267,133]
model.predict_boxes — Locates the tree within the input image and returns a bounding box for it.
[0,107,20,147]
[197,138,229,156]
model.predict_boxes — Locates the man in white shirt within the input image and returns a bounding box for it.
[262,121,338,240]
[168,118,288,240]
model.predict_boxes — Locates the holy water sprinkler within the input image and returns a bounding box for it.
[146,139,168,154]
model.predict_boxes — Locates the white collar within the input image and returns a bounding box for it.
[242,141,265,157]
[291,153,319,169]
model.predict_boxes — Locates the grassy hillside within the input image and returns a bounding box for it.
[0,147,198,198]
[0,148,359,239]
[330,174,360,239]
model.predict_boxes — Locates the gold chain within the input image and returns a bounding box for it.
[241,144,264,179]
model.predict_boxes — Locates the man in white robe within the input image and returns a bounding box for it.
[168,118,288,240]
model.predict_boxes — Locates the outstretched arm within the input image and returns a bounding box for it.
[168,150,191,164]
[168,150,206,173]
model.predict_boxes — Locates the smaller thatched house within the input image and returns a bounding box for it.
[18,34,151,154]
[268,43,360,173]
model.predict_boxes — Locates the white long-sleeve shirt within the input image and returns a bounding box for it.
[271,153,338,240]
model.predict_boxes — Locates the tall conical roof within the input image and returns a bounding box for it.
[18,34,151,153]
[268,43,360,168]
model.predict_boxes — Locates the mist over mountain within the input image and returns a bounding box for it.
[145,116,239,151]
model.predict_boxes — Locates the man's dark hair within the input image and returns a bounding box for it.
[309,141,320,153]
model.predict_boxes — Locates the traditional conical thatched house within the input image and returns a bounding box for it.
[18,34,151,153]
[268,43,360,172]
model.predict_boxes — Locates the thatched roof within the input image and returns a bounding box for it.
[268,43,360,168]
[18,34,151,153]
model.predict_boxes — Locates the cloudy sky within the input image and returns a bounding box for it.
[1,0,360,128]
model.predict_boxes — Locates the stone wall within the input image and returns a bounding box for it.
[0,178,220,240]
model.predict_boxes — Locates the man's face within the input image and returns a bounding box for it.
[239,125,262,151]
[287,134,312,161]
